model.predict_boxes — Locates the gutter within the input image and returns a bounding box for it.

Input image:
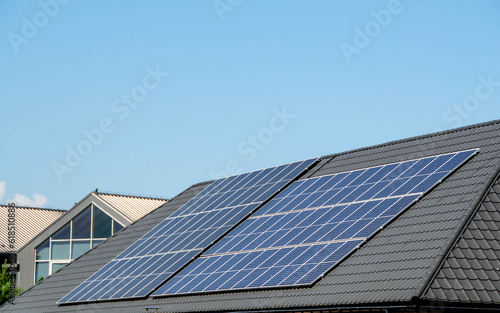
[230,304,416,313]
[228,302,500,313]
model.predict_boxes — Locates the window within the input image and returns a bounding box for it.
[72,206,91,239]
[35,262,49,283]
[52,223,70,240]
[36,239,50,260]
[51,241,70,259]
[93,207,112,238]
[52,263,67,273]
[113,220,124,233]
[34,204,125,284]
[72,241,90,259]
[92,239,104,248]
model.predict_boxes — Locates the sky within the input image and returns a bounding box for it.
[1,0,499,210]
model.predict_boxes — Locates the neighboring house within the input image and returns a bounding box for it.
[2,119,500,313]
[0,206,65,265]
[15,191,167,290]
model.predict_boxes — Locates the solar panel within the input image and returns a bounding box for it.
[58,158,318,304]
[153,149,478,296]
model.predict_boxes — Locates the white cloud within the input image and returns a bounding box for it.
[0,182,5,202]
[7,192,48,207]
[0,182,49,207]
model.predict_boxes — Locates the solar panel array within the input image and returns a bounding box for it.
[153,149,478,296]
[58,159,317,303]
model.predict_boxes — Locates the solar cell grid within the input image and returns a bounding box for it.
[153,149,478,296]
[59,158,317,304]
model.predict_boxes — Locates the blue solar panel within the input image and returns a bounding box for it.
[58,158,317,304]
[153,149,478,296]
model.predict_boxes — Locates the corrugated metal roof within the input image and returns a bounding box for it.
[3,119,500,312]
[94,193,168,222]
[0,206,65,253]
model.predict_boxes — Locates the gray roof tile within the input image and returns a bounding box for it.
[488,290,500,303]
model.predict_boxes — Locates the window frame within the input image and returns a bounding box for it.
[34,203,126,284]
[72,205,92,239]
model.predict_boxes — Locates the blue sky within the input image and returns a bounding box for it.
[1,0,499,210]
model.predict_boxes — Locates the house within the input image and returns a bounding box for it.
[14,191,167,290]
[2,119,500,313]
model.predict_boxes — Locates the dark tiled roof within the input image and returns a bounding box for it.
[2,120,500,313]
[424,177,500,304]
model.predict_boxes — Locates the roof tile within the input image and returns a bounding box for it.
[488,290,500,303]
[481,279,498,292]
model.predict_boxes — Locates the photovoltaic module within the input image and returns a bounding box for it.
[58,158,317,303]
[152,149,478,296]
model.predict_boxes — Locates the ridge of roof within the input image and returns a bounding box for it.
[94,191,168,201]
[190,180,215,188]
[322,119,500,160]
[0,205,66,212]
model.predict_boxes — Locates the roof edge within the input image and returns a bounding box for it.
[233,303,417,313]
[0,205,65,212]
[322,119,500,160]
[93,193,135,222]
[92,191,169,222]
[190,180,215,188]
[415,150,500,299]
[94,191,168,201]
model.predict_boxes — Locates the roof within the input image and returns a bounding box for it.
[93,192,168,222]
[2,119,500,312]
[0,206,65,253]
